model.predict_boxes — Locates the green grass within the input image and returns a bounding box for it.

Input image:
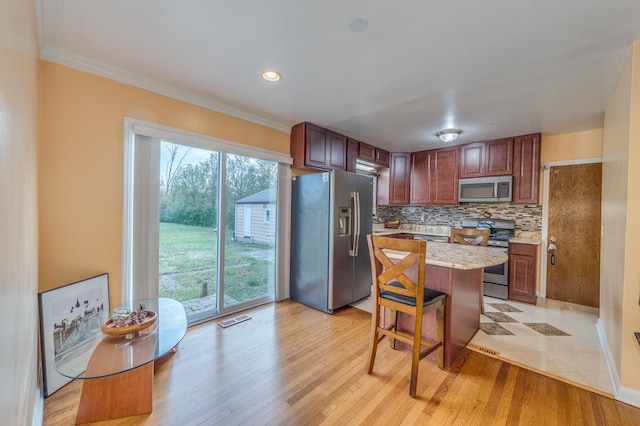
[159,222,275,304]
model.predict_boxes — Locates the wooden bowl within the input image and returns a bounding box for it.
[384,222,401,229]
[102,311,157,336]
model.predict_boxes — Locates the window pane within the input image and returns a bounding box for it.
[158,142,219,321]
[223,154,277,307]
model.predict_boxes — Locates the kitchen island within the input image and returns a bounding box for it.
[382,242,508,369]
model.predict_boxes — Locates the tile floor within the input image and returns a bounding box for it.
[470,296,612,396]
[351,295,613,396]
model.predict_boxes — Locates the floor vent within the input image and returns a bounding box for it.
[467,343,500,358]
[218,314,251,329]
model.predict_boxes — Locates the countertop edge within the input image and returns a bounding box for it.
[385,243,509,270]
[509,237,542,245]
[374,229,543,246]
[373,229,450,237]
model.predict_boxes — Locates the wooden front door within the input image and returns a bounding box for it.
[546,163,602,307]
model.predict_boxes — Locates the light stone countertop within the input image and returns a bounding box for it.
[384,242,509,270]
[373,225,543,246]
[509,237,542,245]
[510,230,542,245]
[372,224,451,237]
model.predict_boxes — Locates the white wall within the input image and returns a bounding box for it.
[0,0,41,423]
[236,203,277,244]
[601,40,640,403]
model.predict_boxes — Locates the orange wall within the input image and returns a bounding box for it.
[38,61,290,304]
[538,129,603,203]
[541,129,603,163]
[601,40,640,397]
[621,41,640,393]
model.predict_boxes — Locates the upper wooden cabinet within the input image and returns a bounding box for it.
[293,123,389,171]
[410,150,430,204]
[430,146,459,204]
[358,142,376,161]
[410,146,459,205]
[358,142,390,167]
[374,148,390,167]
[459,138,513,178]
[346,138,359,172]
[513,133,541,204]
[377,153,410,205]
[458,142,484,178]
[291,122,346,170]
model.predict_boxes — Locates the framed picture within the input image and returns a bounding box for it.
[38,273,110,397]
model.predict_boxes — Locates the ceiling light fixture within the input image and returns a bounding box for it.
[349,18,369,33]
[261,70,281,82]
[436,129,462,143]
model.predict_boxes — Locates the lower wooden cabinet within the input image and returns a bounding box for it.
[508,242,537,304]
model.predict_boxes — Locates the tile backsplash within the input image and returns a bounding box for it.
[375,203,542,232]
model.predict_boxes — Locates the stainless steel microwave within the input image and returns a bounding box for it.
[458,176,513,203]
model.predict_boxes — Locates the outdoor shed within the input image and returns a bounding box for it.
[234,188,276,244]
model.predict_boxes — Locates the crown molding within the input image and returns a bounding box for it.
[39,45,293,134]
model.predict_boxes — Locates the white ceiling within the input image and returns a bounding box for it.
[37,0,640,152]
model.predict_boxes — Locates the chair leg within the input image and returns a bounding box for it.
[366,305,381,374]
[389,309,397,349]
[409,309,424,398]
[436,302,445,370]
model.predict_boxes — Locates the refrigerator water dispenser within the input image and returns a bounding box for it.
[338,207,351,236]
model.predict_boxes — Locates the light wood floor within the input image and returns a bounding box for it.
[44,300,640,425]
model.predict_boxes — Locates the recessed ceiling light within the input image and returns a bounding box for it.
[261,70,281,82]
[436,129,463,143]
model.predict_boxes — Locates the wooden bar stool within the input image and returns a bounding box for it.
[449,227,490,246]
[366,234,446,397]
[449,227,489,313]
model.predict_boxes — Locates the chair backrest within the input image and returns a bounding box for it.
[449,228,489,246]
[367,235,426,302]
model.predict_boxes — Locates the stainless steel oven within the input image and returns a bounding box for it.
[461,218,514,300]
[483,247,509,299]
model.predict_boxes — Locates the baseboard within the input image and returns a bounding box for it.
[32,387,43,426]
[597,319,621,392]
[617,386,640,408]
[597,319,640,408]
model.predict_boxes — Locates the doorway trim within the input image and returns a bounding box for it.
[540,157,602,297]
[121,117,292,308]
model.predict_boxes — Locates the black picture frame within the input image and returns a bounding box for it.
[38,273,110,397]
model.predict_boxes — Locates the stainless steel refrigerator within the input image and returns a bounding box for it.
[290,170,373,313]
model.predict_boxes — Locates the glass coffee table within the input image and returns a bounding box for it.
[55,298,187,424]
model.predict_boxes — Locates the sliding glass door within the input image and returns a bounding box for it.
[126,126,284,325]
[222,153,277,308]
[158,142,221,321]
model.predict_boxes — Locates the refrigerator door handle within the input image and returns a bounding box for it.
[353,191,361,256]
[348,192,357,256]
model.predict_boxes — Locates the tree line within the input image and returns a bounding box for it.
[160,143,277,229]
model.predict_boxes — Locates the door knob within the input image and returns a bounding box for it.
[548,237,556,266]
